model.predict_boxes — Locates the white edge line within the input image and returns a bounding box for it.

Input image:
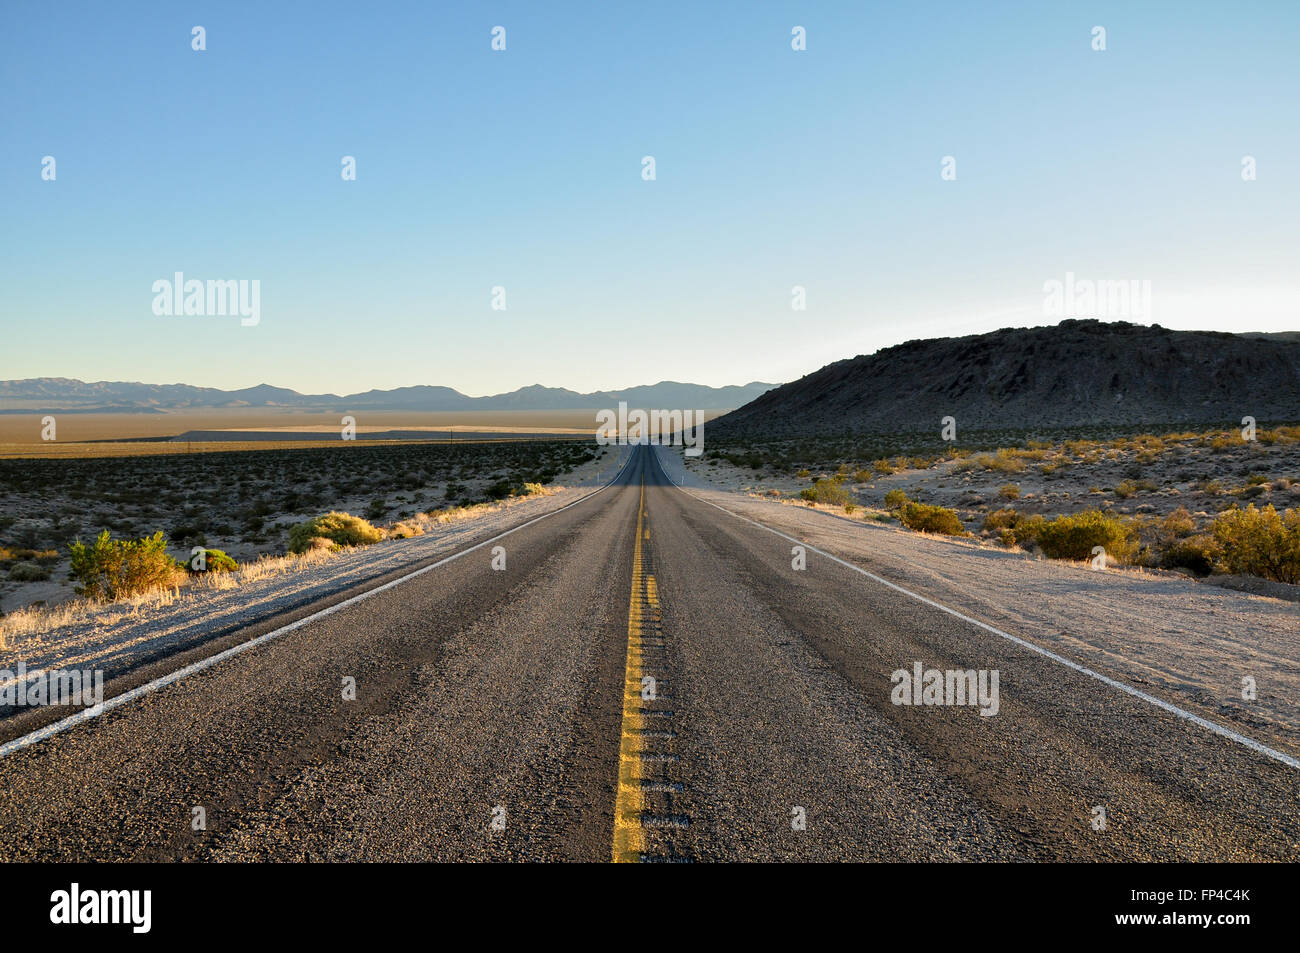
[0,446,637,760]
[651,447,1300,772]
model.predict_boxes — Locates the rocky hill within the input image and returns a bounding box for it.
[713,321,1300,437]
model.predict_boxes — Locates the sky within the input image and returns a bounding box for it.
[2,1,1298,397]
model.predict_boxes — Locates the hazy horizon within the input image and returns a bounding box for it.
[0,373,779,399]
[6,317,1298,400]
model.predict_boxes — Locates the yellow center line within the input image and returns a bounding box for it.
[612,472,648,863]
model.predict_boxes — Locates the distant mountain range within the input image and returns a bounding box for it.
[712,320,1300,436]
[0,378,778,413]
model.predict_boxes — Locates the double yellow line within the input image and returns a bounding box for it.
[612,473,649,862]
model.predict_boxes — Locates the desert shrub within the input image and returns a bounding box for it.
[485,479,514,500]
[521,482,545,496]
[853,469,873,483]
[883,489,909,510]
[186,548,240,574]
[1,547,58,565]
[800,475,850,506]
[981,508,1042,546]
[795,469,811,479]
[986,450,1027,474]
[8,561,51,582]
[387,520,423,540]
[1210,505,1300,584]
[67,530,185,601]
[844,503,857,515]
[1162,535,1220,576]
[872,459,895,476]
[998,483,1020,500]
[1156,506,1196,544]
[898,502,966,535]
[982,508,1020,531]
[288,512,383,554]
[1034,511,1137,563]
[1016,514,1046,541]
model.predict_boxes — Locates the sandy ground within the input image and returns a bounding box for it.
[656,447,1300,758]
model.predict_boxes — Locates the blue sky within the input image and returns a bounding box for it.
[2,1,1297,396]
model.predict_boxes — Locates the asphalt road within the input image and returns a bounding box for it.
[0,444,1295,861]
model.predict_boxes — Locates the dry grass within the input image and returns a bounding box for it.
[0,546,345,646]
[0,584,187,646]
[389,484,564,538]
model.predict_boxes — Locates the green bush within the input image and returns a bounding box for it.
[1115,478,1158,499]
[799,475,850,506]
[981,508,1045,547]
[1034,510,1137,563]
[1211,505,1300,584]
[8,561,51,582]
[288,512,383,554]
[998,483,1021,500]
[187,548,240,574]
[485,479,514,500]
[898,502,966,535]
[1157,506,1196,543]
[982,508,1020,531]
[971,450,1025,474]
[68,530,185,601]
[883,489,909,510]
[1162,535,1220,576]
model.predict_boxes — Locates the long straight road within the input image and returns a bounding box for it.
[0,444,1295,861]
